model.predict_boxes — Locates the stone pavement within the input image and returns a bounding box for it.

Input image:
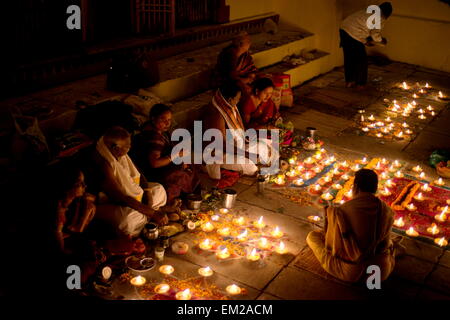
[160,62,450,300]
[2,60,450,300]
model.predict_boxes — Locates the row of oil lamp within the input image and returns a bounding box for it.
[129,265,245,299]
[387,100,436,119]
[361,115,413,139]
[400,81,446,99]
[198,215,287,259]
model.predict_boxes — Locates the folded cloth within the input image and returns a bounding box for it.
[217,169,241,189]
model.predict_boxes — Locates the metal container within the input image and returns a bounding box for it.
[222,189,237,209]
[125,256,155,275]
[306,127,317,139]
[143,223,159,240]
[186,194,202,210]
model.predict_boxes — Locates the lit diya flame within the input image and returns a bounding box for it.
[388,165,396,172]
[313,166,322,173]
[276,241,288,254]
[329,156,336,162]
[418,114,426,120]
[381,158,388,165]
[385,117,392,122]
[414,192,424,201]
[360,157,368,164]
[254,216,266,229]
[211,215,220,221]
[435,237,448,247]
[427,105,434,111]
[247,248,261,261]
[154,283,170,294]
[434,178,444,186]
[412,100,417,106]
[304,157,314,164]
[297,165,305,172]
[198,266,213,277]
[380,187,391,196]
[375,161,382,170]
[427,223,440,235]
[286,169,297,177]
[341,174,350,181]
[439,91,444,98]
[351,164,361,171]
[226,284,242,295]
[406,227,419,237]
[308,216,321,222]
[345,190,353,199]
[233,217,245,226]
[303,172,312,180]
[201,222,215,232]
[333,183,343,190]
[382,128,390,134]
[368,114,375,121]
[271,226,284,238]
[412,165,422,172]
[219,208,229,214]
[413,93,418,99]
[176,289,192,300]
[275,175,285,185]
[402,122,409,128]
[216,247,230,259]
[396,131,404,138]
[130,275,146,286]
[402,82,408,90]
[385,179,395,187]
[405,129,413,135]
[288,157,297,165]
[395,171,404,178]
[321,192,334,201]
[393,160,401,168]
[159,265,174,275]
[294,178,304,186]
[218,227,230,237]
[394,217,405,228]
[380,172,389,179]
[237,229,248,242]
[420,89,424,94]
[431,111,436,116]
[425,83,430,88]
[199,238,213,250]
[406,203,417,211]
[418,172,426,180]
[376,121,385,127]
[418,108,425,114]
[435,207,448,222]
[421,183,431,192]
[311,184,321,193]
[258,237,270,250]
[314,153,322,160]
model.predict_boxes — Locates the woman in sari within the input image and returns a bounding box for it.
[239,77,280,130]
[132,104,199,204]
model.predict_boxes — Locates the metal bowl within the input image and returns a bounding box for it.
[186,194,202,210]
[125,256,155,275]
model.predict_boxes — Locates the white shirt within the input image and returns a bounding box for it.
[341,9,385,44]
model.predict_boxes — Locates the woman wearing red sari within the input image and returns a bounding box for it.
[239,77,280,130]
[132,104,199,204]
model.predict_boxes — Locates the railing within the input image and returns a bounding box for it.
[134,0,175,35]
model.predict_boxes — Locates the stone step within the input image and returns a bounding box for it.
[146,28,315,102]
[144,48,330,129]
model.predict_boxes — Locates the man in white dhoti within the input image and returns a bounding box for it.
[202,81,276,180]
[94,126,169,237]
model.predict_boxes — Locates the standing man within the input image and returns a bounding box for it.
[339,2,393,89]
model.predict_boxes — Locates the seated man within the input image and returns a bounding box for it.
[94,126,168,237]
[202,81,275,180]
[307,169,396,283]
[215,32,258,95]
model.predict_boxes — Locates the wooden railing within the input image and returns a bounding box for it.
[134,0,175,35]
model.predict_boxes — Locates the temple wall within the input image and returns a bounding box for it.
[227,0,450,73]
